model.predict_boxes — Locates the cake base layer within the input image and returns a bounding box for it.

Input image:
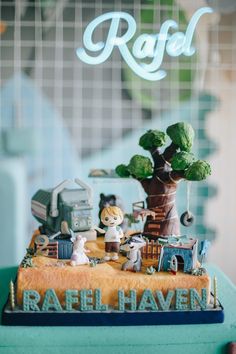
[16,236,211,307]
[2,294,224,326]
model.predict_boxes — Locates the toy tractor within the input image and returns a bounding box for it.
[31,178,93,237]
[31,179,96,259]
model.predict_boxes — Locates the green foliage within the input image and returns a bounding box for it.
[171,151,195,171]
[115,164,130,177]
[89,259,98,267]
[21,255,34,268]
[185,160,211,181]
[128,155,153,179]
[191,267,207,276]
[26,247,35,256]
[116,121,211,183]
[139,130,166,150]
[21,248,35,268]
[146,266,156,275]
[167,122,194,152]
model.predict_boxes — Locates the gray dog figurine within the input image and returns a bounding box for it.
[120,234,146,272]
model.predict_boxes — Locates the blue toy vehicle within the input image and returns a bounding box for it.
[31,179,93,236]
[31,179,94,259]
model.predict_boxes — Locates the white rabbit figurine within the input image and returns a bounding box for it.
[70,235,90,266]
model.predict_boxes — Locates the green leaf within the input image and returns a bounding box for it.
[167,122,194,152]
[171,151,195,171]
[185,160,211,181]
[115,164,131,177]
[139,130,166,150]
[128,155,153,179]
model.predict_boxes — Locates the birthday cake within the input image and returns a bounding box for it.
[2,122,223,326]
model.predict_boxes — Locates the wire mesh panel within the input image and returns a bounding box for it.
[0,0,205,155]
[1,0,234,244]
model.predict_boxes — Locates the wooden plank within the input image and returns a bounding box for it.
[147,224,161,230]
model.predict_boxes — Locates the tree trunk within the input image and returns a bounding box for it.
[139,145,184,238]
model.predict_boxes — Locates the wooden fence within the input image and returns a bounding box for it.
[35,242,58,258]
[141,240,161,259]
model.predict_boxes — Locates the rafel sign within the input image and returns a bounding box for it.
[76,7,213,81]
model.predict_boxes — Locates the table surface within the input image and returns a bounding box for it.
[0,265,235,354]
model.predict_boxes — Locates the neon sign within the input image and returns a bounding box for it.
[76,7,213,81]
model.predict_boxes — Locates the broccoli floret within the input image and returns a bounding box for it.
[167,122,194,152]
[171,151,195,171]
[139,130,166,150]
[128,155,153,179]
[185,160,211,181]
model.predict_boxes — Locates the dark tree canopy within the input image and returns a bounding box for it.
[116,122,211,182]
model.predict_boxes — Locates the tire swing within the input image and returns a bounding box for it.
[180,182,194,227]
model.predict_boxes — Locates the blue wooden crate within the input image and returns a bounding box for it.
[35,238,73,260]
[57,239,73,259]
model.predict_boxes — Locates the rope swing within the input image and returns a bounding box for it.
[180,181,195,227]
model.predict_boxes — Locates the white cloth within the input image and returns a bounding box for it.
[104,226,122,243]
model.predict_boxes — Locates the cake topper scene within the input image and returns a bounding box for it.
[2,120,222,327]
[1,2,228,328]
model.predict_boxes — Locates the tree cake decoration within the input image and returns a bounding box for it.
[116,122,211,237]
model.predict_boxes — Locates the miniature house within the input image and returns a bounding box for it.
[158,238,198,273]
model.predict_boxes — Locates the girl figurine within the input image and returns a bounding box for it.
[101,206,124,261]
